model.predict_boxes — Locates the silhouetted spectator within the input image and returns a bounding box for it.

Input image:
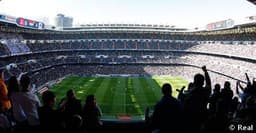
[7,76,20,98]
[236,80,249,105]
[177,82,193,103]
[59,89,82,129]
[82,94,102,133]
[209,84,221,113]
[231,96,240,113]
[221,81,233,100]
[177,86,186,102]
[0,103,11,133]
[220,81,234,112]
[231,96,256,130]
[151,83,184,133]
[66,114,83,133]
[201,99,230,133]
[236,73,256,104]
[38,90,62,133]
[183,66,211,133]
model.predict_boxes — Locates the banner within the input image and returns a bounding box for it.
[206,19,234,30]
[0,14,16,24]
[16,17,45,30]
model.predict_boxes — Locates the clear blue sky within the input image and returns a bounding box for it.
[0,0,256,28]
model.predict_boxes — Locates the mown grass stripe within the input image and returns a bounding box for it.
[100,78,118,115]
[110,77,126,115]
[140,78,158,103]
[124,77,138,115]
[145,78,162,100]
[95,78,112,103]
[74,77,92,103]
[84,77,104,96]
[132,78,149,113]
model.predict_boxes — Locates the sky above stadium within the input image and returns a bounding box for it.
[0,0,256,28]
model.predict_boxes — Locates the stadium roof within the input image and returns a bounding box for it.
[248,0,256,5]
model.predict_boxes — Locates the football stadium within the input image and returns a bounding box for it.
[0,0,256,133]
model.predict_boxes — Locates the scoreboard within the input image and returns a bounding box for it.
[0,14,45,30]
[206,19,234,31]
[16,17,44,30]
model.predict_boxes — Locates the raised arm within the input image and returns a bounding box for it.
[236,81,241,95]
[176,86,186,93]
[237,80,245,94]
[177,86,186,102]
[202,66,211,91]
[245,73,252,87]
[17,72,27,82]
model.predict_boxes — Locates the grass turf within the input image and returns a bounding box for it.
[49,76,188,120]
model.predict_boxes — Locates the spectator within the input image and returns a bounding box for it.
[67,114,83,133]
[177,82,193,103]
[236,80,250,105]
[232,96,256,129]
[0,103,11,133]
[82,94,102,133]
[201,99,230,133]
[59,89,82,129]
[230,96,240,113]
[0,69,11,111]
[183,66,211,133]
[13,75,41,132]
[176,86,186,102]
[8,76,28,133]
[38,90,62,132]
[7,76,20,98]
[221,81,233,100]
[209,84,221,113]
[151,83,184,133]
[220,81,234,112]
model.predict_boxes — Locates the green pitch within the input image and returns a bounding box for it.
[50,76,188,120]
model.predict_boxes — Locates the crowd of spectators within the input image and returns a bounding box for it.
[0,33,30,56]
[1,39,255,59]
[0,42,10,56]
[18,26,256,41]
[1,24,256,58]
[148,66,256,133]
[1,64,256,133]
[189,42,256,59]
[1,53,255,88]
[1,46,255,89]
[25,40,196,52]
